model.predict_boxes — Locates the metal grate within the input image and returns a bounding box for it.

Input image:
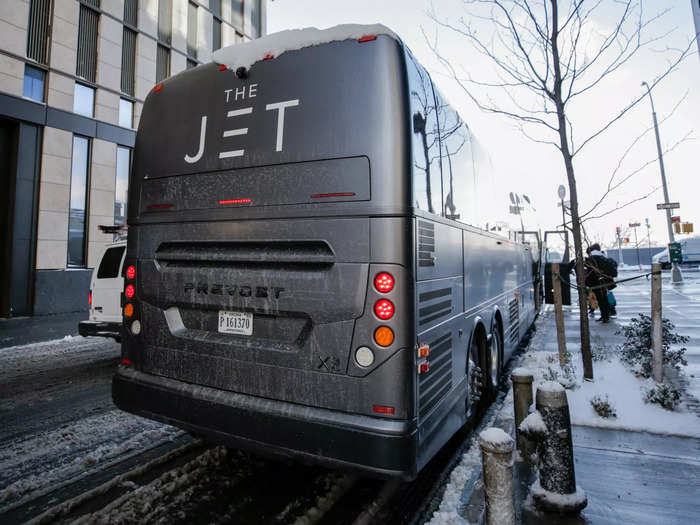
[418,220,435,267]
[121,28,136,95]
[508,298,519,343]
[156,44,171,83]
[123,0,138,27]
[418,332,453,419]
[26,0,51,64]
[76,4,99,82]
[418,287,453,327]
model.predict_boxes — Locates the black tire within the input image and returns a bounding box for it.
[468,330,489,413]
[488,324,502,395]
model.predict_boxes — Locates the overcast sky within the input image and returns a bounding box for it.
[267,0,699,248]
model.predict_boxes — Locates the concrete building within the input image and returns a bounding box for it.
[0,0,266,317]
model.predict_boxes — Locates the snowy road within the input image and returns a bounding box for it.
[0,335,480,524]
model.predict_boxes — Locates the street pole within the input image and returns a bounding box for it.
[616,226,624,266]
[646,218,652,267]
[629,222,641,269]
[642,81,683,284]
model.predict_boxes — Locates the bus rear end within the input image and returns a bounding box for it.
[112,33,418,477]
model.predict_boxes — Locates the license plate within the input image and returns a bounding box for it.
[217,310,253,335]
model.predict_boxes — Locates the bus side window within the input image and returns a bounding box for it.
[439,108,473,225]
[406,52,441,215]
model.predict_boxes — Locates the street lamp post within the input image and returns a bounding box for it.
[641,81,682,284]
[645,218,652,267]
[629,222,641,269]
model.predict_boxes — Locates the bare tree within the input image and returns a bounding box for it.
[428,0,696,380]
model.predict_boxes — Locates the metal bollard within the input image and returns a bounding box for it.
[532,381,587,513]
[511,368,535,461]
[479,428,515,525]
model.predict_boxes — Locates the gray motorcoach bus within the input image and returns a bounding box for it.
[113,28,537,479]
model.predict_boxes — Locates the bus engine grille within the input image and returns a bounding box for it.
[418,221,435,267]
[418,332,453,419]
[508,298,519,343]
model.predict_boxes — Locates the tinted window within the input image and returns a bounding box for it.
[74,83,94,117]
[68,136,90,266]
[23,65,45,102]
[440,109,475,225]
[406,52,441,215]
[115,146,131,225]
[97,246,125,278]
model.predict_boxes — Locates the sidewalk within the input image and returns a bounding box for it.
[427,273,700,524]
[0,311,87,349]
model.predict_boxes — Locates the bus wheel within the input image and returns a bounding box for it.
[468,332,488,410]
[488,326,502,393]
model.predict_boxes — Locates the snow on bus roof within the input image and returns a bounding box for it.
[212,23,399,72]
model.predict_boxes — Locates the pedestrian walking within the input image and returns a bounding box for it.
[585,244,617,323]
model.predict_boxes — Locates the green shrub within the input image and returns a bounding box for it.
[644,383,682,411]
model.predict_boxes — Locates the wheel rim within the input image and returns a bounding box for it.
[469,339,483,405]
[490,330,500,388]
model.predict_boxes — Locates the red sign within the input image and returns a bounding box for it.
[671,216,681,223]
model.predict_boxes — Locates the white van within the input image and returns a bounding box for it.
[78,240,126,341]
[652,237,700,269]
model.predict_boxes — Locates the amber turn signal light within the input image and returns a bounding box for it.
[124,303,134,318]
[374,326,394,347]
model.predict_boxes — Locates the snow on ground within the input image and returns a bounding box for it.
[213,23,398,71]
[0,410,183,509]
[518,344,700,438]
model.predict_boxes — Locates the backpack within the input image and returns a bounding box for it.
[605,257,618,278]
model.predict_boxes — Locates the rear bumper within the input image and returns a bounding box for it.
[112,366,418,479]
[79,320,121,340]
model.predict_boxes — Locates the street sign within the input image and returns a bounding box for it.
[671,216,681,223]
[509,205,522,215]
[557,185,566,200]
[629,222,641,228]
[669,242,682,264]
[656,202,680,210]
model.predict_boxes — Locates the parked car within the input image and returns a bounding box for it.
[651,237,700,269]
[78,241,126,341]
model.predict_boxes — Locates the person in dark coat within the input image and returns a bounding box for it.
[585,244,613,323]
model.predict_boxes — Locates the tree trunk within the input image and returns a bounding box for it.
[550,0,593,380]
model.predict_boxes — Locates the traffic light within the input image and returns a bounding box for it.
[682,223,694,233]
[674,223,681,234]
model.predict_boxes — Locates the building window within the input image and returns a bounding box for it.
[119,98,133,128]
[213,19,222,51]
[249,0,261,38]
[26,0,51,64]
[158,0,172,45]
[156,44,171,82]
[211,0,222,51]
[76,1,100,82]
[231,0,243,33]
[121,0,137,96]
[68,136,90,267]
[74,83,95,118]
[23,65,45,102]
[187,1,198,59]
[115,146,131,226]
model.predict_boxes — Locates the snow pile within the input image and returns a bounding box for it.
[519,411,547,435]
[529,478,587,509]
[538,380,565,394]
[511,367,534,378]
[478,427,513,452]
[518,349,700,438]
[425,445,480,525]
[212,23,399,71]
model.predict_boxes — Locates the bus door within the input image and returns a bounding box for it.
[544,230,571,306]
[517,231,543,308]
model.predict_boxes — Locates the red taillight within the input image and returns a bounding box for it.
[126,265,136,280]
[219,198,252,205]
[374,299,394,320]
[121,358,132,366]
[418,361,430,374]
[263,53,274,60]
[374,272,394,293]
[218,64,227,71]
[147,203,174,210]
[89,291,92,306]
[373,405,395,415]
[153,83,163,92]
[311,192,356,198]
[125,284,135,299]
[358,35,377,43]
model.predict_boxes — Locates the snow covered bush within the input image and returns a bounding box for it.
[589,394,617,418]
[617,314,688,378]
[591,345,612,362]
[644,383,682,411]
